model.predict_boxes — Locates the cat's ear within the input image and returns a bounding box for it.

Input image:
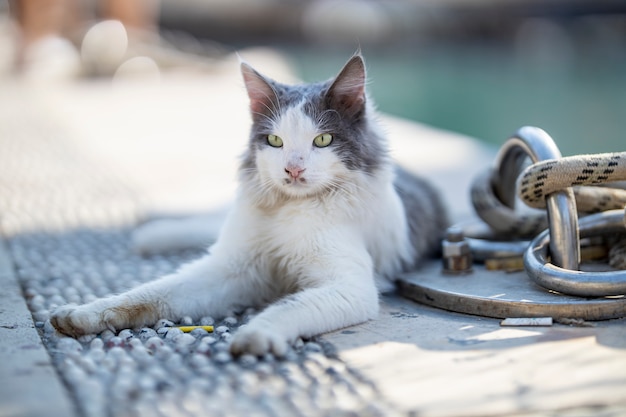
[326,55,366,118]
[241,62,278,120]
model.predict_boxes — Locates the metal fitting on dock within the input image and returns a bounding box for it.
[442,226,473,274]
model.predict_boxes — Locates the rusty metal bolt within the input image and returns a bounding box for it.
[442,226,473,274]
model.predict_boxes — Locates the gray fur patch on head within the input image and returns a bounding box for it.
[240,54,387,178]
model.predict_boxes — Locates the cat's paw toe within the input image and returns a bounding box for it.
[230,327,288,357]
[50,305,102,338]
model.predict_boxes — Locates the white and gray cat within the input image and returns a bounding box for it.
[51,54,448,356]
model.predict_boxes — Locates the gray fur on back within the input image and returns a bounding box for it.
[394,165,448,264]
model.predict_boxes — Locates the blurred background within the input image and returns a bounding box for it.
[1,0,625,156]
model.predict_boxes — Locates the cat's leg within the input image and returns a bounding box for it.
[230,250,379,357]
[51,254,269,337]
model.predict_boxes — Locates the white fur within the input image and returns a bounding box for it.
[51,98,414,356]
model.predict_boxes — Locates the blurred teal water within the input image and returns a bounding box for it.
[287,45,626,157]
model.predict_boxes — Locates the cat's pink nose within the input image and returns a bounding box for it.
[285,167,305,179]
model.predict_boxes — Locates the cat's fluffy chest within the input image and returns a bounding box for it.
[220,174,411,291]
[240,192,364,258]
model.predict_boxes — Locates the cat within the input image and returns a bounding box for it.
[51,53,448,356]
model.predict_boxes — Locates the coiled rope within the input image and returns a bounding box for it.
[471,151,626,269]
[472,151,626,235]
[517,152,626,210]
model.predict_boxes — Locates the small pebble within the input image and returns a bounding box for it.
[56,337,83,355]
[238,354,258,367]
[190,328,209,337]
[222,316,238,326]
[83,294,97,303]
[90,337,104,350]
[304,342,322,353]
[128,338,143,349]
[254,362,274,378]
[137,375,157,391]
[164,327,184,340]
[189,353,210,368]
[199,316,215,326]
[118,329,134,342]
[88,348,106,362]
[144,336,165,352]
[197,365,218,378]
[214,351,232,364]
[194,343,211,354]
[154,344,173,360]
[164,353,184,371]
[24,288,39,298]
[43,320,58,336]
[63,287,80,298]
[29,294,46,309]
[137,327,157,341]
[146,364,168,380]
[62,360,87,384]
[215,325,229,335]
[78,334,96,344]
[200,335,217,345]
[284,349,299,362]
[49,294,66,307]
[213,342,230,352]
[99,329,116,341]
[32,310,50,322]
[107,346,127,361]
[293,338,305,350]
[76,355,98,374]
[173,333,196,347]
[179,316,193,325]
[154,319,174,330]
[106,336,124,348]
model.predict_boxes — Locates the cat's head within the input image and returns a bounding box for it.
[239,54,387,203]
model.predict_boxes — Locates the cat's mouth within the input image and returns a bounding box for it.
[279,175,322,197]
[283,177,306,186]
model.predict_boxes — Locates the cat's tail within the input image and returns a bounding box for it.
[131,209,228,255]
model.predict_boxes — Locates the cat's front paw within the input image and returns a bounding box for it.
[230,326,288,357]
[50,304,109,338]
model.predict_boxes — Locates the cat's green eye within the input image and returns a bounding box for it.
[313,133,333,148]
[267,134,283,147]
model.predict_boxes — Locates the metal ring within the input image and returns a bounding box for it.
[492,126,580,270]
[525,209,626,297]
[466,237,529,262]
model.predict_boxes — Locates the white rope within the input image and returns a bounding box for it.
[517,152,626,209]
